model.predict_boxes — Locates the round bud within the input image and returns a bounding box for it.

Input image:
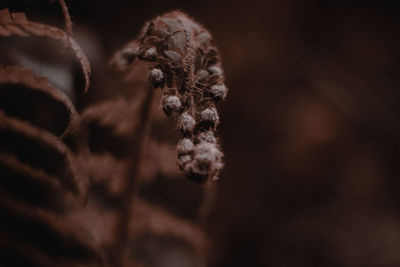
[209,83,228,100]
[197,32,211,45]
[148,68,164,86]
[196,70,209,81]
[207,65,223,76]
[199,107,219,128]
[177,112,196,132]
[178,154,192,171]
[162,95,181,116]
[197,130,216,144]
[144,47,157,60]
[177,138,194,155]
[184,142,223,183]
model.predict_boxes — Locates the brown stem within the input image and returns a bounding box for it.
[113,85,155,267]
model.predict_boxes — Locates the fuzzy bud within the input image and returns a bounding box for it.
[209,83,228,100]
[144,47,157,60]
[196,70,209,81]
[177,112,196,132]
[148,68,164,86]
[207,66,223,76]
[199,107,219,128]
[197,32,211,45]
[184,142,223,183]
[178,154,192,171]
[162,95,181,115]
[197,130,217,144]
[177,138,194,155]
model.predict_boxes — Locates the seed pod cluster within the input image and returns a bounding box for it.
[112,11,228,183]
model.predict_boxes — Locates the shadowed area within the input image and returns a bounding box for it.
[1,0,400,266]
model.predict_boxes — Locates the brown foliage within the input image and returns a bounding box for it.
[0,8,91,92]
[0,3,226,267]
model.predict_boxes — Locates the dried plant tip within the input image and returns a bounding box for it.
[197,130,216,144]
[162,95,181,115]
[177,138,194,155]
[148,68,164,87]
[209,83,228,100]
[184,142,223,183]
[112,11,229,181]
[144,47,157,60]
[199,107,219,128]
[177,112,196,132]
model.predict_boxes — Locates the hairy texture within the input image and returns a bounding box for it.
[177,111,196,132]
[148,67,164,86]
[197,130,216,144]
[0,9,91,92]
[180,142,223,183]
[111,11,228,183]
[161,94,182,115]
[177,138,194,155]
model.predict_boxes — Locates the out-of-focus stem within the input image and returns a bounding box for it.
[114,85,154,267]
[196,183,217,226]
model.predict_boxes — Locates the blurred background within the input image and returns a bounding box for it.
[1,0,400,266]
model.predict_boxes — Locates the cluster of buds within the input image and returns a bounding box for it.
[113,11,228,183]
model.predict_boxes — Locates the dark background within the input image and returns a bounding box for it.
[2,1,400,266]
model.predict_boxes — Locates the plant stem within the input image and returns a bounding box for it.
[114,85,154,267]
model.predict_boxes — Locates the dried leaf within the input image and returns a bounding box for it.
[0,9,12,24]
[0,152,73,210]
[131,199,209,256]
[0,65,80,138]
[0,112,86,195]
[82,96,143,137]
[0,9,91,92]
[0,191,97,261]
[139,139,180,182]
[11,12,27,24]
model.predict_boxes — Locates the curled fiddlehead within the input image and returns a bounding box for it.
[111,11,228,184]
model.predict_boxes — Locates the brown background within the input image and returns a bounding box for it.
[2,0,400,266]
